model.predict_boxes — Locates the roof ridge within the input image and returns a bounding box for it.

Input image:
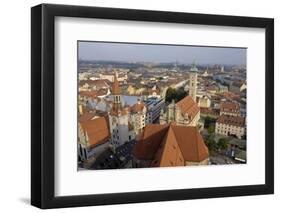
[157,125,174,166]
[194,128,200,161]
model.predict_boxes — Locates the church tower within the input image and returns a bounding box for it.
[108,72,133,151]
[112,72,121,113]
[189,62,198,102]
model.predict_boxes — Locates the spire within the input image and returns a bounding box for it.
[112,71,121,95]
[190,60,198,72]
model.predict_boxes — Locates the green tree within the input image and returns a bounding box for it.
[165,87,187,103]
[207,125,215,134]
[204,116,216,128]
[217,138,228,150]
[205,137,217,151]
[165,87,177,103]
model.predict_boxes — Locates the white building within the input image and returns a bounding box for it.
[215,115,245,139]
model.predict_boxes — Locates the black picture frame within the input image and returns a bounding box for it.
[31,3,274,209]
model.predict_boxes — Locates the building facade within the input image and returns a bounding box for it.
[215,115,246,139]
[160,96,200,127]
[108,72,135,151]
[144,97,165,124]
[130,100,147,135]
[78,116,110,162]
[197,95,211,108]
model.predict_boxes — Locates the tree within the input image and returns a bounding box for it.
[205,136,217,151]
[207,125,215,134]
[217,138,228,150]
[204,116,216,128]
[165,87,177,103]
[165,87,187,103]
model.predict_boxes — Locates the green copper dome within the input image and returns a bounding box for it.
[190,61,198,72]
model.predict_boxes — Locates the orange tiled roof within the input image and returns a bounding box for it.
[220,102,240,113]
[79,111,95,122]
[216,115,245,127]
[133,123,209,165]
[200,107,220,116]
[80,116,110,148]
[176,96,200,120]
[79,91,97,98]
[130,102,146,113]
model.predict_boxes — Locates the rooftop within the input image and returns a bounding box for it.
[176,96,200,120]
[79,116,110,148]
[216,115,245,127]
[133,123,209,167]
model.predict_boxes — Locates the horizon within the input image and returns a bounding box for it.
[78,41,247,66]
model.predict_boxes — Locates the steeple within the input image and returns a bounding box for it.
[112,71,121,95]
[111,71,122,114]
[190,60,198,72]
[189,61,198,102]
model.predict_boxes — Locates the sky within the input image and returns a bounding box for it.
[78,41,246,65]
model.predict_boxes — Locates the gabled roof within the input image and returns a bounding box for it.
[151,125,185,167]
[133,123,209,165]
[176,96,200,120]
[79,116,110,148]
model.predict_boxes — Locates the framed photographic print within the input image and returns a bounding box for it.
[31,3,274,209]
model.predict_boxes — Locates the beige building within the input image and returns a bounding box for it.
[215,115,245,139]
[99,72,127,83]
[160,96,200,127]
[197,95,211,108]
[127,85,136,95]
[133,123,209,168]
[130,100,147,135]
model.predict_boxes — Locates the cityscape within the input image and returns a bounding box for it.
[77,42,247,170]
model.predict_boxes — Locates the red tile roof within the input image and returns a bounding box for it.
[133,123,209,165]
[79,116,110,148]
[130,102,146,113]
[220,102,240,113]
[176,96,200,120]
[216,115,245,127]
